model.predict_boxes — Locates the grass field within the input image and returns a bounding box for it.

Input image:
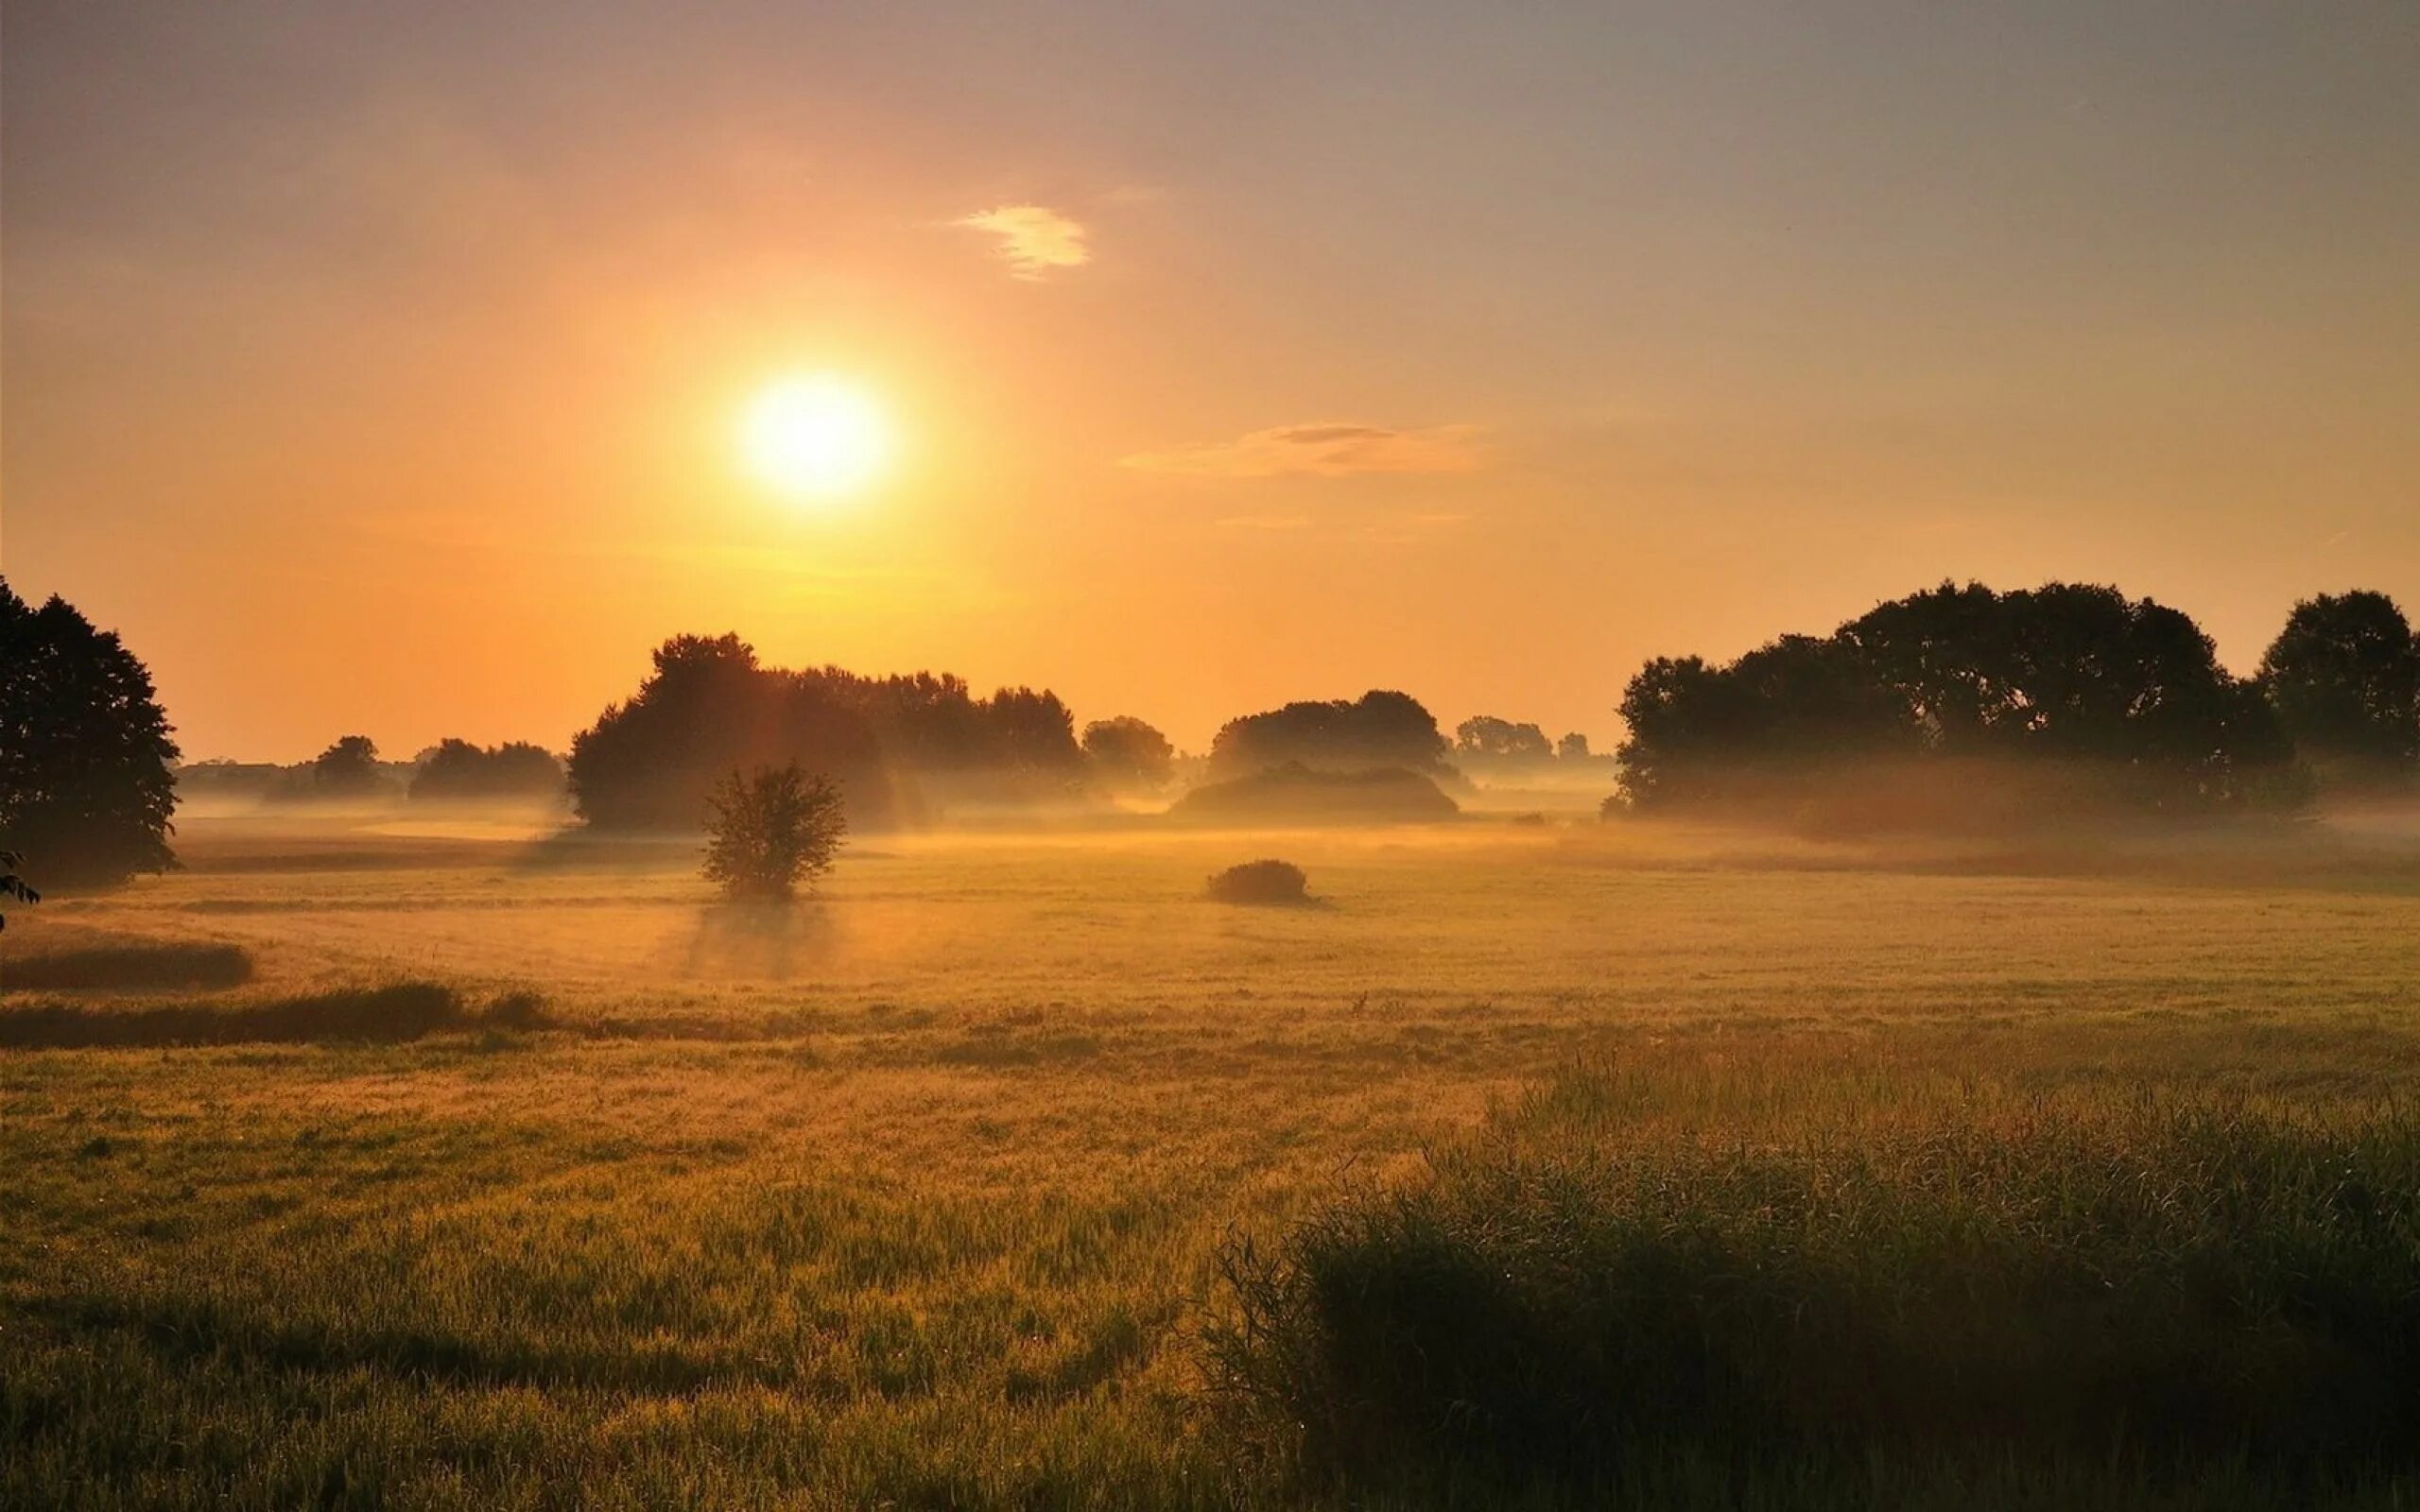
[10,810,2420,1508]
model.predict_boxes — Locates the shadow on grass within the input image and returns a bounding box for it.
[4,941,256,992]
[0,983,556,1049]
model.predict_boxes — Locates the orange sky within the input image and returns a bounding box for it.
[6,2,2417,760]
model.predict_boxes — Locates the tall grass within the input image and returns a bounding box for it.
[1210,1061,2420,1503]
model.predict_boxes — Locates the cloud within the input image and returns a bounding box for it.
[1121,422,1484,478]
[1214,513,1314,531]
[955,204,1090,279]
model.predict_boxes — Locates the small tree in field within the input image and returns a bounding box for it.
[702,764,847,900]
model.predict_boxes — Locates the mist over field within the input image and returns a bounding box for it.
[12,1,2420,1505]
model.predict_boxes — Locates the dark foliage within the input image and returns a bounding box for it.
[569,636,1087,831]
[1171,764,1460,826]
[1454,715,1553,764]
[701,764,848,900]
[1205,859,1312,905]
[1211,1066,2420,1502]
[570,635,895,831]
[1081,715,1176,793]
[0,850,36,933]
[1208,691,1453,781]
[0,981,508,1048]
[268,735,397,804]
[2258,591,2420,780]
[0,578,180,886]
[5,940,253,991]
[408,739,566,803]
[1616,582,2303,816]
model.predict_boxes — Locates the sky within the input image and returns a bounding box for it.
[5,0,2417,761]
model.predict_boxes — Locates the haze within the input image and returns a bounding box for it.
[6,0,2417,759]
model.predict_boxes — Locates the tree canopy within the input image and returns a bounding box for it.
[568,635,1086,832]
[409,740,566,803]
[0,578,180,885]
[1208,691,1452,781]
[2256,591,2420,775]
[1081,715,1176,793]
[1616,581,2300,816]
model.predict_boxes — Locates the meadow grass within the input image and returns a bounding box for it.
[8,813,2420,1507]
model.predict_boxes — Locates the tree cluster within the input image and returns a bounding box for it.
[408,739,566,803]
[1614,582,2301,815]
[1207,691,1452,782]
[0,578,180,887]
[568,635,1090,832]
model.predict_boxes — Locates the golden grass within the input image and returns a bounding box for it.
[9,812,2420,1506]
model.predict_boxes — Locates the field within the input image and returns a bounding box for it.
[10,809,2420,1508]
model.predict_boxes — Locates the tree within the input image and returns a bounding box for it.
[571,635,897,831]
[1455,715,1554,763]
[1614,582,2299,815]
[701,764,847,900]
[1082,716,1175,792]
[409,739,565,802]
[0,578,180,885]
[1208,690,1453,780]
[1556,732,1592,762]
[2257,592,2420,776]
[304,735,387,798]
[0,850,37,932]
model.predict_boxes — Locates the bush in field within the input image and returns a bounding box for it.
[0,577,180,885]
[1205,859,1311,906]
[702,764,847,901]
[1210,1062,2420,1500]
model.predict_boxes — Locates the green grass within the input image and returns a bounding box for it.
[9,812,2420,1507]
[1211,1060,2420,1505]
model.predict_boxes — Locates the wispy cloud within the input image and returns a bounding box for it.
[955,204,1090,280]
[1122,422,1484,478]
[1214,513,1314,531]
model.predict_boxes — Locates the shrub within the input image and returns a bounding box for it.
[702,764,848,900]
[1205,860,1311,906]
[1209,1061,2420,1501]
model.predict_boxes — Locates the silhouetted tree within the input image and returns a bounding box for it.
[1556,732,1592,761]
[571,635,898,831]
[0,578,180,885]
[409,739,566,802]
[1209,690,1453,780]
[271,734,391,802]
[702,764,847,900]
[2257,592,2420,777]
[0,850,38,932]
[1455,715,1554,763]
[1082,716,1176,792]
[1616,582,2298,815]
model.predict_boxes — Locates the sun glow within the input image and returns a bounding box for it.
[740,375,894,501]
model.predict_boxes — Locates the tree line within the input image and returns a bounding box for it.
[12,573,2420,890]
[1614,582,2419,815]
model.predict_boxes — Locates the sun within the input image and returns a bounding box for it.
[739,375,893,501]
